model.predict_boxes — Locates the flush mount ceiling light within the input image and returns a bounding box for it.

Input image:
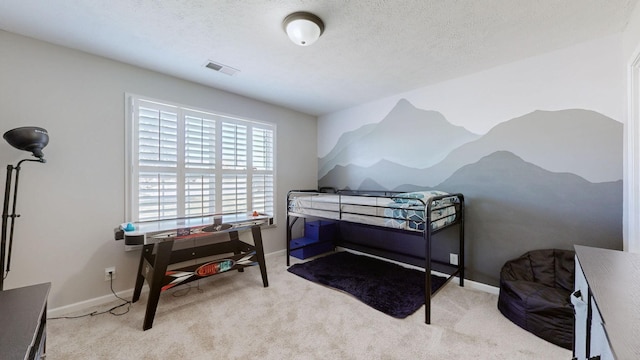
[283,11,324,46]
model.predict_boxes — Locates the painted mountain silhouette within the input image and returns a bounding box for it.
[319,160,410,190]
[364,151,621,286]
[318,99,479,178]
[319,108,622,189]
[318,123,377,178]
[325,151,622,286]
[431,109,622,184]
[439,151,621,285]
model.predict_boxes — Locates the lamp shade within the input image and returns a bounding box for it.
[283,12,324,46]
[3,126,49,159]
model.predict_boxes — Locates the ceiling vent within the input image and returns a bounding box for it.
[204,61,240,76]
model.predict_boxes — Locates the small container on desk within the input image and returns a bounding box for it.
[290,220,336,259]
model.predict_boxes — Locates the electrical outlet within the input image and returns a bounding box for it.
[449,253,459,266]
[105,267,116,281]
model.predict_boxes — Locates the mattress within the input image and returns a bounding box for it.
[288,191,458,232]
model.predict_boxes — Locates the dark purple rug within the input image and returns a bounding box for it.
[287,251,446,318]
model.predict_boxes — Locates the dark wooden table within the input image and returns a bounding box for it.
[125,214,271,330]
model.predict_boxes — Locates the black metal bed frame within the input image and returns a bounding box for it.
[285,189,465,324]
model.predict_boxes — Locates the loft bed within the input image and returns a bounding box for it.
[286,188,465,324]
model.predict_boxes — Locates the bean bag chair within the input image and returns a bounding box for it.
[497,249,575,349]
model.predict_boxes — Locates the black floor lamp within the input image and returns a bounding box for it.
[1,126,49,291]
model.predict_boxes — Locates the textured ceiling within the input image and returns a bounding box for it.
[0,0,637,116]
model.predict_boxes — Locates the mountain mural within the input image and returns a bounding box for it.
[432,151,622,286]
[437,108,622,183]
[319,105,622,189]
[318,99,480,178]
[317,99,623,287]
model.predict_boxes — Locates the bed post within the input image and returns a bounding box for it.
[286,215,291,266]
[424,200,432,324]
[458,194,465,287]
[286,191,292,266]
[285,191,293,266]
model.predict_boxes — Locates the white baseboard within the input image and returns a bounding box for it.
[48,287,142,318]
[458,277,499,295]
[48,250,286,317]
[48,248,498,317]
[338,247,500,295]
[268,249,286,257]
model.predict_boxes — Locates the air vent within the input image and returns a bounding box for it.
[204,61,240,76]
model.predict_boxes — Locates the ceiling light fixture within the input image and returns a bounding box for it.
[283,12,324,46]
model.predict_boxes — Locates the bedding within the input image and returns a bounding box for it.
[391,190,450,204]
[383,200,457,230]
[288,191,458,231]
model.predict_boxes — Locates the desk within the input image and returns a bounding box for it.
[119,214,271,330]
[574,245,640,359]
[0,282,50,360]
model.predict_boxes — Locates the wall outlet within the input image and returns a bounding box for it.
[449,253,459,266]
[105,267,116,281]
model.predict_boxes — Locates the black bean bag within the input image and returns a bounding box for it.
[497,249,575,349]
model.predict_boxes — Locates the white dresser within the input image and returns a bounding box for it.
[573,245,640,360]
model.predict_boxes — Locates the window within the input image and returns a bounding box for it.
[126,95,275,222]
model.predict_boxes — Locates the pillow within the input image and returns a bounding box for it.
[392,190,449,205]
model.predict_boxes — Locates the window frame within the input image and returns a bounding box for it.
[124,93,276,223]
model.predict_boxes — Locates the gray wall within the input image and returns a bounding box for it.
[0,30,318,309]
[318,36,625,286]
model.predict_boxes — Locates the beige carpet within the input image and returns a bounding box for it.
[47,252,571,359]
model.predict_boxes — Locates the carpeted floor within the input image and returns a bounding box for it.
[46,251,572,359]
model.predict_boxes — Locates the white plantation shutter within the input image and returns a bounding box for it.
[252,127,273,171]
[183,111,216,217]
[222,174,248,214]
[184,112,216,169]
[185,173,215,216]
[251,127,274,215]
[138,102,178,168]
[138,172,178,221]
[127,95,275,222]
[221,123,247,170]
[252,174,274,214]
[135,100,179,221]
